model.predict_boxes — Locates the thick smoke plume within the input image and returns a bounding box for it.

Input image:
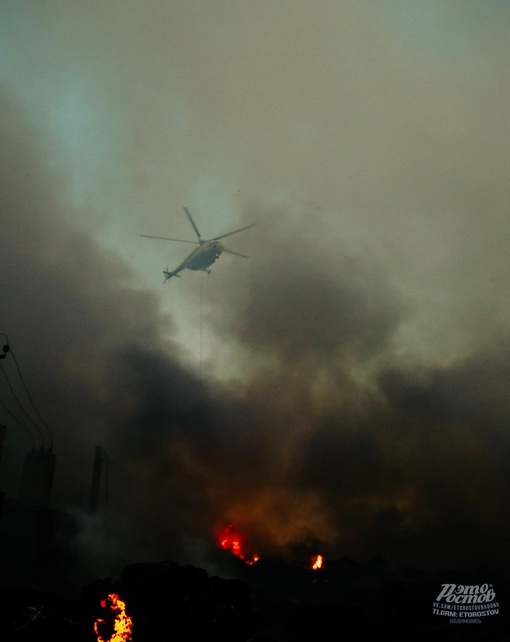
[2,2,510,582]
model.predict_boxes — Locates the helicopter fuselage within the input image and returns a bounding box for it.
[185,240,225,271]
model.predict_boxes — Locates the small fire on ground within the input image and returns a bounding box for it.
[311,554,323,570]
[217,523,260,565]
[94,593,133,642]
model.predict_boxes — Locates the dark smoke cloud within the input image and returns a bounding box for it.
[2,87,509,574]
[2,2,510,584]
[214,230,403,366]
[0,88,196,530]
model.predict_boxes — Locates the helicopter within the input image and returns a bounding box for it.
[141,207,257,282]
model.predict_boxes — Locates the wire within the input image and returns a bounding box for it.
[0,333,54,450]
[0,361,44,448]
[0,390,35,449]
[9,349,53,449]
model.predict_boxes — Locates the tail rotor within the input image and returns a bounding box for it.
[163,268,180,283]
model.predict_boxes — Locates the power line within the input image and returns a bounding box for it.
[0,391,35,449]
[0,333,54,449]
[0,360,43,448]
[9,349,53,448]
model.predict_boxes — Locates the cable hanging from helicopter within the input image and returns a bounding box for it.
[141,207,257,283]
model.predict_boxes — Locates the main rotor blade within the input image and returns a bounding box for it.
[140,235,199,244]
[222,249,250,258]
[183,207,203,242]
[211,223,257,242]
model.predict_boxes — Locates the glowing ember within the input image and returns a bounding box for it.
[217,523,259,565]
[94,593,133,642]
[311,554,323,570]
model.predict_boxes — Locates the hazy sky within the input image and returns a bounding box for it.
[1,1,510,578]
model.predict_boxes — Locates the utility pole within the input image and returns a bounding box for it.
[89,445,103,515]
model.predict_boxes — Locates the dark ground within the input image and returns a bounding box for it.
[0,554,509,641]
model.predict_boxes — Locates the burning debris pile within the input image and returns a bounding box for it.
[0,524,509,641]
[1,517,510,640]
[217,523,260,566]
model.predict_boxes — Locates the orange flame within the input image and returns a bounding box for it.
[311,554,323,570]
[94,593,133,642]
[217,523,259,565]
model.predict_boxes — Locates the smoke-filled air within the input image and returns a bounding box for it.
[2,1,510,579]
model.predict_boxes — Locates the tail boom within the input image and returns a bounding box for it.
[163,269,181,283]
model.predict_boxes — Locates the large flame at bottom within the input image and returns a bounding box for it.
[217,523,259,565]
[94,593,133,642]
